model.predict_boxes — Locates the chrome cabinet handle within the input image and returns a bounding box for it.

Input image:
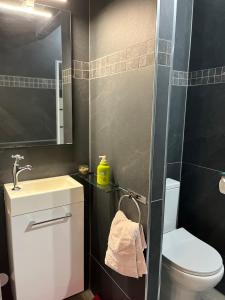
[30,213,72,227]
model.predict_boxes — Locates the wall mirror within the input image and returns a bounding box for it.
[0,1,72,147]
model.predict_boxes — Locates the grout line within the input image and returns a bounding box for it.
[151,198,162,203]
[183,162,223,174]
[179,0,194,183]
[90,254,131,300]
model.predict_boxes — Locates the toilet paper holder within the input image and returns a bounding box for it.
[219,172,225,194]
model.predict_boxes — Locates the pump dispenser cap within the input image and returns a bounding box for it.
[99,155,107,163]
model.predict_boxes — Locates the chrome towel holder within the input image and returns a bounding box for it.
[118,193,141,224]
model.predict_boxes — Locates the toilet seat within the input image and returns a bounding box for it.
[163,228,223,277]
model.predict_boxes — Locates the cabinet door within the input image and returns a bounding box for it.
[10,203,84,300]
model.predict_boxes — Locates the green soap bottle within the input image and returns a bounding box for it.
[97,155,110,185]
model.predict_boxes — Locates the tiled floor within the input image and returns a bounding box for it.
[202,289,225,300]
[67,290,93,300]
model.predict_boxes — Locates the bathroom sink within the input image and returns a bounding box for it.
[5,175,84,299]
[4,175,83,216]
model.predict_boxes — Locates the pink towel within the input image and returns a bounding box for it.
[105,210,147,278]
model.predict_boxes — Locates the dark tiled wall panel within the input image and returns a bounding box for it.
[166,0,193,181]
[90,0,156,60]
[91,257,130,300]
[151,65,171,201]
[190,0,225,70]
[90,70,154,197]
[167,86,187,164]
[167,162,181,181]
[179,0,225,295]
[183,84,225,171]
[180,84,225,293]
[90,189,146,300]
[179,164,224,253]
[146,200,163,300]
[173,0,193,71]
[89,0,156,299]
[179,163,225,293]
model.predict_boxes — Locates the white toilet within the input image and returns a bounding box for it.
[160,178,224,300]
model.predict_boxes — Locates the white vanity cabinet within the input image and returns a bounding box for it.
[4,176,84,300]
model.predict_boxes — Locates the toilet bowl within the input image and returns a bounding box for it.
[161,228,224,300]
[161,179,224,300]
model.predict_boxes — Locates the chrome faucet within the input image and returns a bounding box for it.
[11,155,32,191]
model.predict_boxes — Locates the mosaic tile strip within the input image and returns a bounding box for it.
[189,66,225,86]
[158,39,173,67]
[0,75,57,89]
[171,70,189,86]
[62,68,72,84]
[89,39,155,79]
[73,60,89,80]
[72,39,157,80]
[171,66,225,86]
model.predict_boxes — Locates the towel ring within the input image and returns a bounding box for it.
[118,194,141,224]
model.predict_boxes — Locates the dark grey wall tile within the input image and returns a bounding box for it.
[90,256,130,300]
[151,65,170,201]
[90,0,156,60]
[167,86,187,163]
[173,0,193,71]
[72,79,89,165]
[90,0,157,298]
[167,162,181,181]
[158,0,175,40]
[146,200,163,300]
[90,185,147,300]
[190,0,225,70]
[70,0,89,61]
[179,2,225,297]
[90,69,154,198]
[179,163,224,254]
[183,84,225,171]
[0,145,77,185]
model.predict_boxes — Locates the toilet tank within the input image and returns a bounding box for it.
[163,178,180,233]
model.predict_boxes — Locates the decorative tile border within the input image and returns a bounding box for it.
[171,66,225,86]
[73,61,89,80]
[72,39,160,80]
[62,68,72,84]
[0,39,172,88]
[171,70,189,86]
[158,39,173,67]
[0,75,57,89]
[189,66,225,86]
[89,39,155,79]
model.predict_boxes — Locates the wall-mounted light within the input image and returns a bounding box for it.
[0,1,52,18]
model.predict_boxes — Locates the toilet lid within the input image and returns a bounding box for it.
[163,228,223,276]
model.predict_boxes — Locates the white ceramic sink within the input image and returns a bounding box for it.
[4,175,84,216]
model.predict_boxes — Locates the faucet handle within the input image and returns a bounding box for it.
[11,154,24,161]
[26,165,32,171]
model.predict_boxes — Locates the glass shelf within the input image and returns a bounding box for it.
[72,172,120,193]
[71,172,147,204]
